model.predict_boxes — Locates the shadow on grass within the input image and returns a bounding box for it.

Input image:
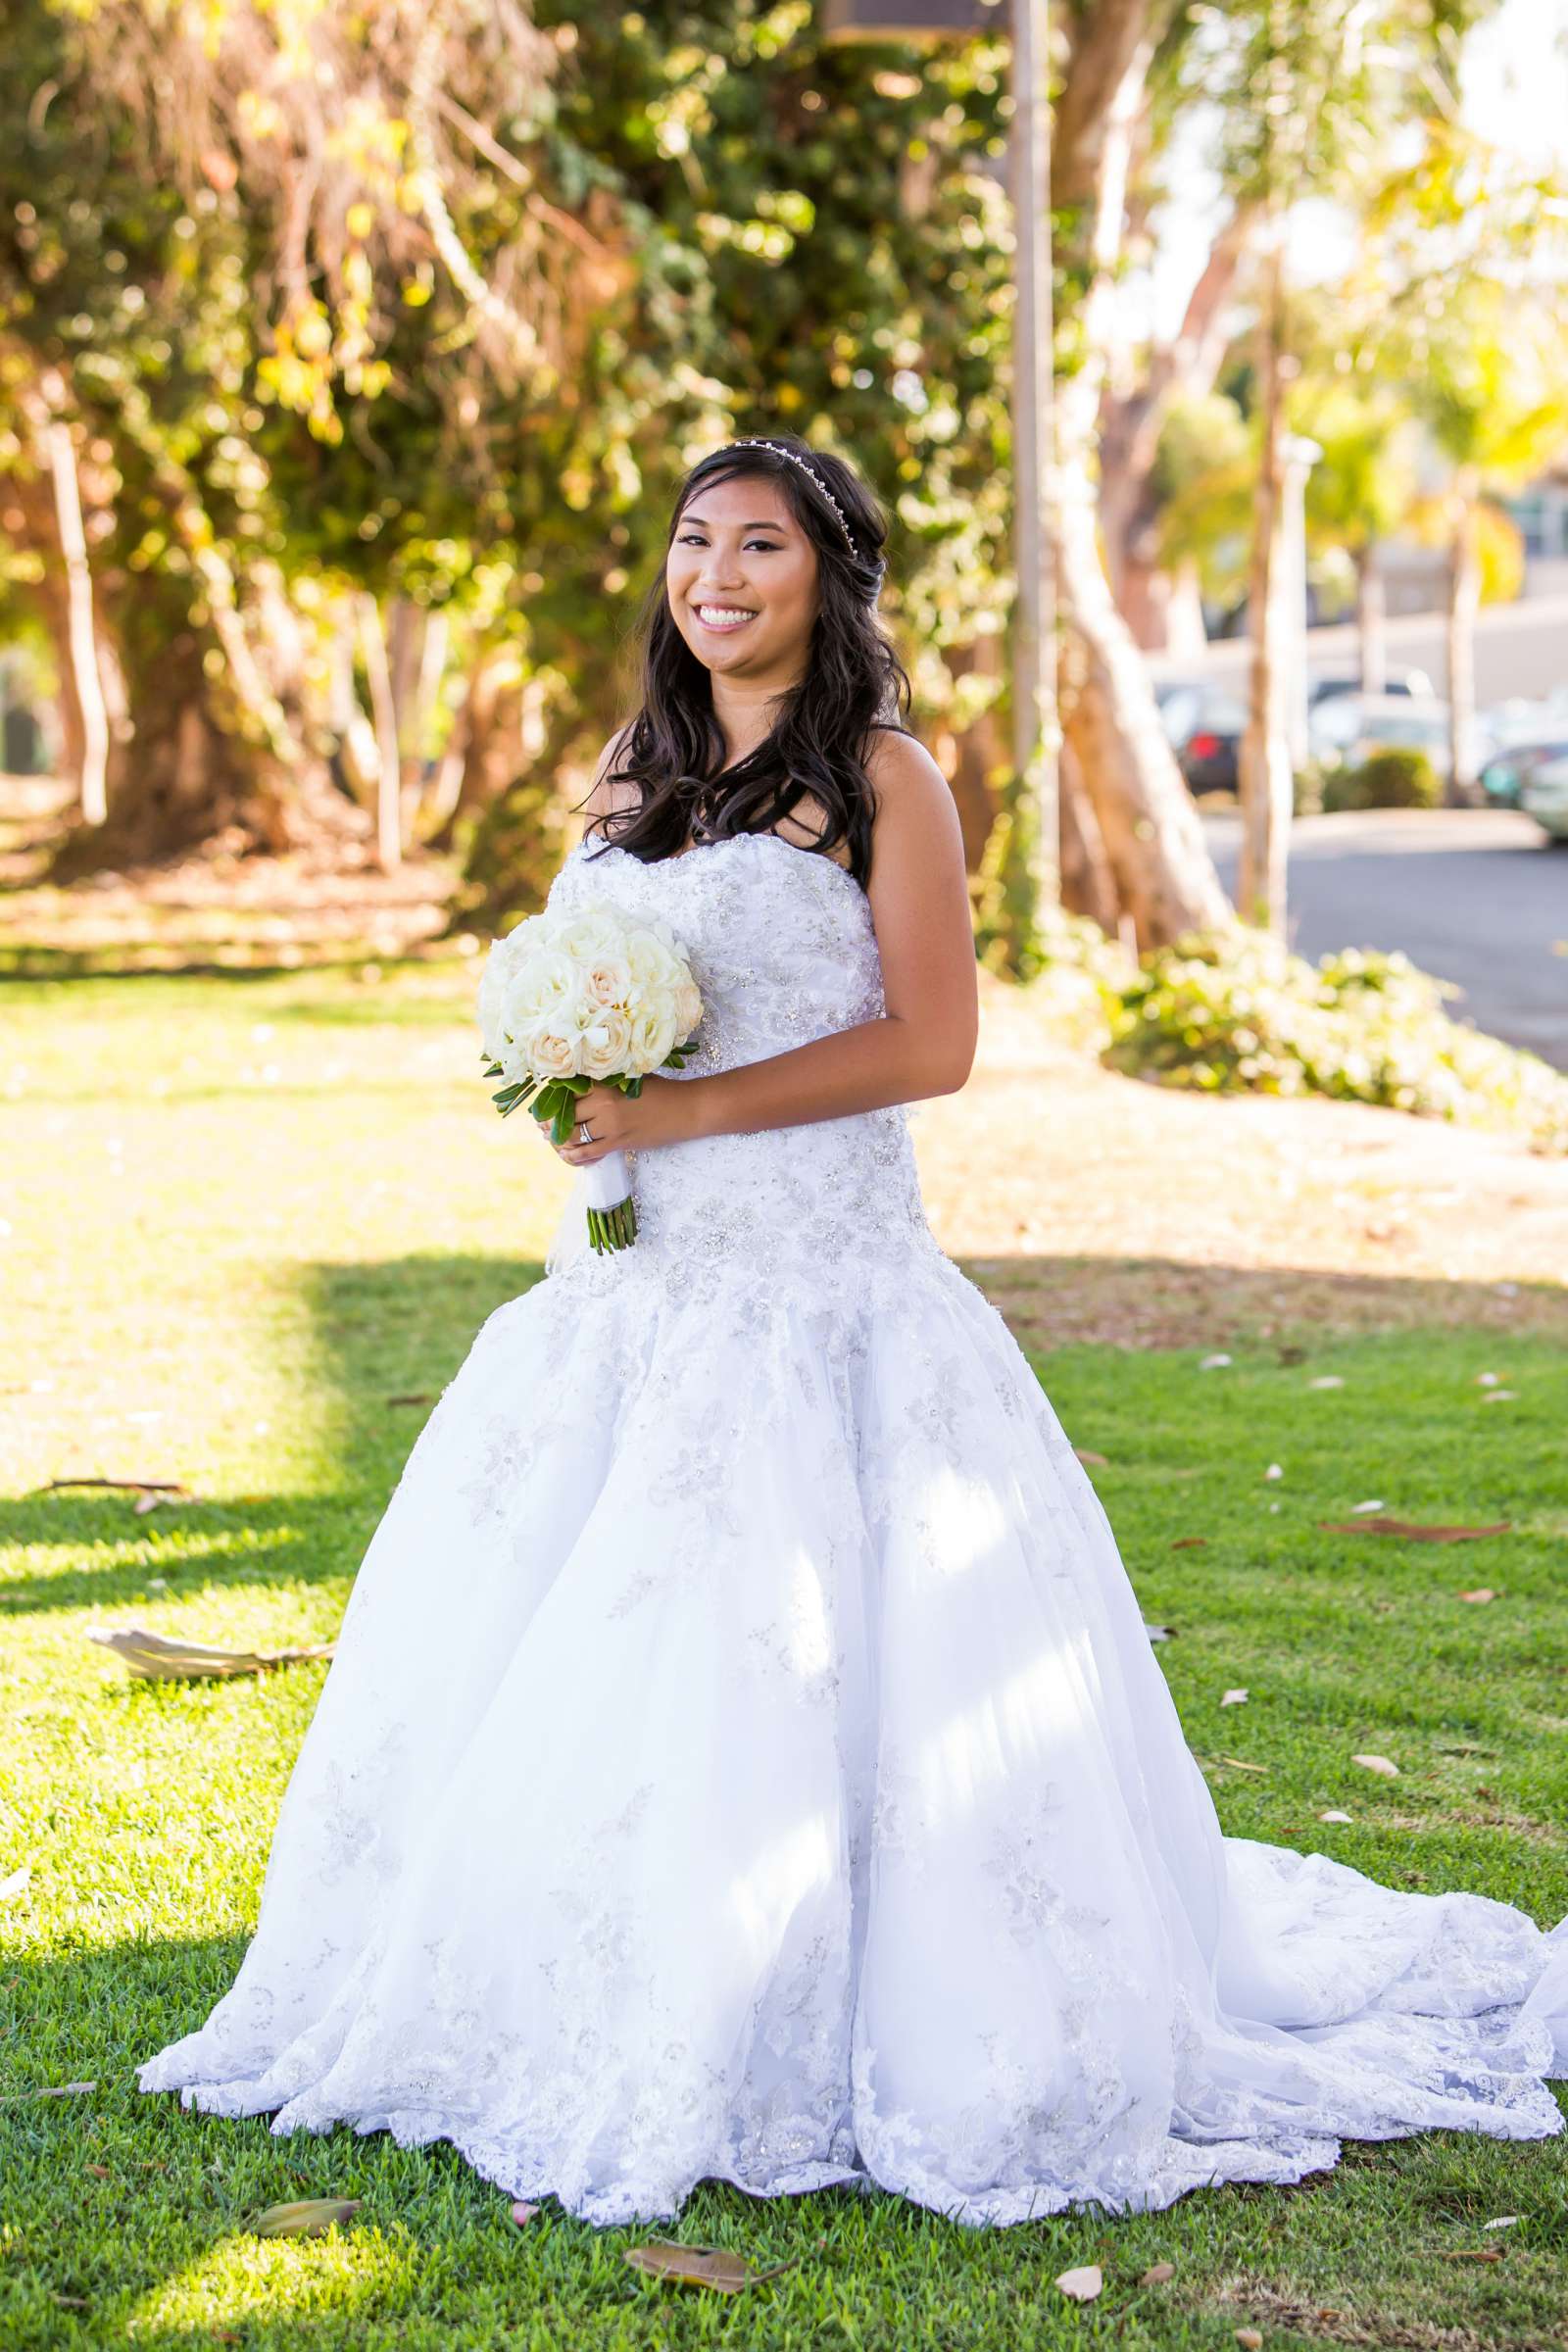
[3,1255,547,1622]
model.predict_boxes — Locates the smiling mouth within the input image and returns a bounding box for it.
[694,605,759,633]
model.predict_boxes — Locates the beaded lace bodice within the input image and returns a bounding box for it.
[543,831,941,1297]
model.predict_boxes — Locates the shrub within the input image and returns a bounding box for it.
[1103,929,1568,1151]
[1326,747,1444,811]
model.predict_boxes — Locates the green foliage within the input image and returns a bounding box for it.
[1326,747,1444,811]
[1105,930,1568,1151]
[444,769,567,936]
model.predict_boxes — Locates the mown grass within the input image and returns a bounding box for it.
[2,963,1566,2351]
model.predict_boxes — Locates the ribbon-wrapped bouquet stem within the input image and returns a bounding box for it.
[477,897,703,1252]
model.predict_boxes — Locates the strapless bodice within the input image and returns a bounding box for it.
[539,832,944,1303]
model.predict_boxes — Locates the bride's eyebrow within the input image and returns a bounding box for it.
[679,514,792,532]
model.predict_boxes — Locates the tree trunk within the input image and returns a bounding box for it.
[1446,467,1481,806]
[356,592,404,871]
[1047,0,1234,949]
[40,416,111,824]
[937,634,1009,871]
[1238,239,1293,935]
[1054,480,1235,946]
[1355,545,1387,696]
[426,645,527,852]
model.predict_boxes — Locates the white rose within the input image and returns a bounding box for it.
[627,999,679,1073]
[505,950,577,1027]
[625,927,672,988]
[477,949,512,1062]
[577,1009,632,1080]
[526,1023,581,1080]
[674,979,702,1038]
[551,910,624,964]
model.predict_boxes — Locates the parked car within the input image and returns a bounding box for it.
[1307,666,1435,708]
[1520,753,1568,843]
[1153,681,1248,794]
[1308,692,1452,779]
[1478,738,1568,809]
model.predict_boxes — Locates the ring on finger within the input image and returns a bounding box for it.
[577,1119,593,1146]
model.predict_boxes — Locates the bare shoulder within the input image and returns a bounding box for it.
[863,726,963,851]
[580,721,641,841]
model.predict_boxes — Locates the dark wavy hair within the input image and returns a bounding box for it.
[574,435,912,889]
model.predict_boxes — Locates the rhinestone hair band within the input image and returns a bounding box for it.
[726,438,861,557]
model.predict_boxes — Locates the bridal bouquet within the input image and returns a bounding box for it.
[477,899,703,1252]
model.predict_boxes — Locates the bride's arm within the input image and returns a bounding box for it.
[561,731,979,1160]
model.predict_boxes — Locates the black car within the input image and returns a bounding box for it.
[1154,682,1247,794]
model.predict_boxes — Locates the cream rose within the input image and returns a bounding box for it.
[578,1009,633,1080]
[526,1023,581,1080]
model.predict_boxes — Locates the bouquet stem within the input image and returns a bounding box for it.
[583,1148,638,1252]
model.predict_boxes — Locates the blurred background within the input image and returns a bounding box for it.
[1,0,1565,1080]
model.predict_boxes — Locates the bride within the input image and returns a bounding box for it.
[138,433,1568,2228]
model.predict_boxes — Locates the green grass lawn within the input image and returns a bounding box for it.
[2,963,1566,2351]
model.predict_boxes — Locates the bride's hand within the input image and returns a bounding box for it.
[543,1077,703,1165]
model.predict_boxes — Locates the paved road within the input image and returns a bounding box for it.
[1204,808,1568,1070]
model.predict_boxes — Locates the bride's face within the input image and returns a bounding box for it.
[665,475,820,679]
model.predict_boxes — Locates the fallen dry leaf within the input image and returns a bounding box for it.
[1221,1689,1249,1707]
[622,2240,807,2294]
[1074,1448,1109,1468]
[1482,2216,1520,2230]
[38,1476,189,1499]
[1308,1375,1345,1390]
[1457,1589,1496,1603]
[252,2198,362,2238]
[86,1625,336,1681]
[1319,1810,1353,1824]
[1221,1756,1269,1774]
[1351,1753,1399,1778]
[1435,2247,1505,2263]
[1054,2264,1102,2303]
[1317,1518,1510,1543]
[1236,2332,1264,2351]
[85,2163,111,2180]
[1170,1536,1208,1550]
[1140,2260,1176,2285]
[0,2081,97,2104]
[386,1393,434,1408]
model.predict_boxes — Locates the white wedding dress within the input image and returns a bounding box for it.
[138,830,1568,2227]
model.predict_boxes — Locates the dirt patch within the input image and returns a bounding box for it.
[912,972,1568,1348]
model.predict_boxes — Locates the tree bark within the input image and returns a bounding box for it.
[40,416,111,825]
[356,592,404,871]
[1237,239,1293,934]
[1048,0,1234,947]
[1098,203,1257,650]
[1446,467,1481,806]
[1055,485,1235,944]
